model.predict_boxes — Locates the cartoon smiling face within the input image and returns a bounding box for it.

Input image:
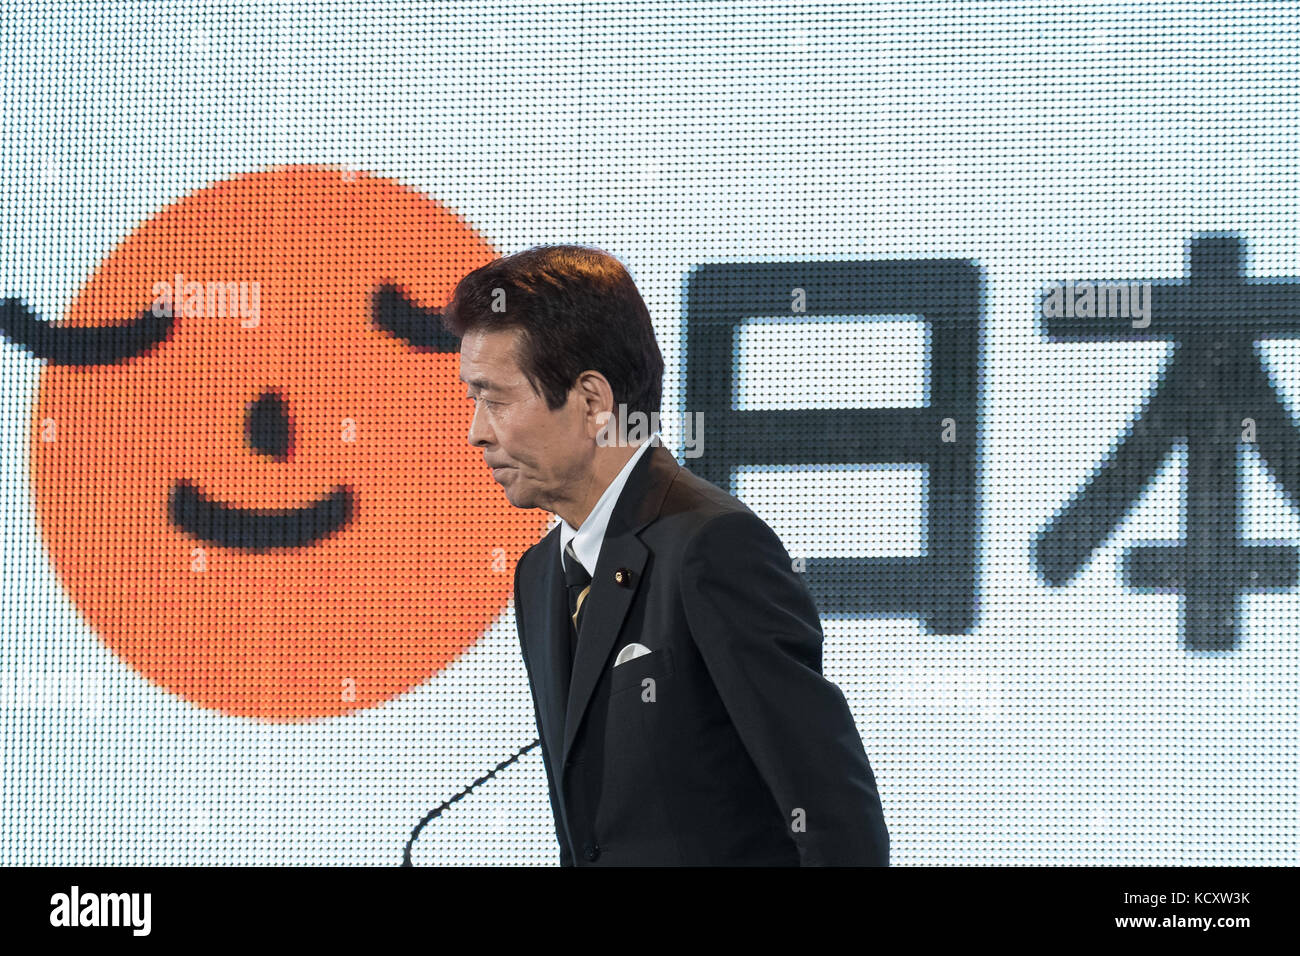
[0,165,547,721]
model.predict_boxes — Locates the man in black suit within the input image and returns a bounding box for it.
[443,245,889,865]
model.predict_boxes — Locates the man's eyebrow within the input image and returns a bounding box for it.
[458,375,499,391]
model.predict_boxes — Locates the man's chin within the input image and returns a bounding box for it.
[499,483,531,509]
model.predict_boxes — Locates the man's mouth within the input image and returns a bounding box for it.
[169,479,354,551]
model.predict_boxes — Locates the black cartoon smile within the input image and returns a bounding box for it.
[168,478,354,552]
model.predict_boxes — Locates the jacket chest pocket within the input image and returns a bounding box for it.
[609,646,675,695]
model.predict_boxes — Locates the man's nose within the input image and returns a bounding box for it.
[466,399,492,447]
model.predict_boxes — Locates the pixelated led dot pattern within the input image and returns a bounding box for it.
[1,1,1297,866]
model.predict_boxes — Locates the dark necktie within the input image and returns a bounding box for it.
[562,540,592,660]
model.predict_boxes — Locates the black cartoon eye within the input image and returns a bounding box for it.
[1,284,461,364]
[0,297,174,365]
[371,283,461,352]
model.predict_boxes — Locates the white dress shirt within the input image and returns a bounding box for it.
[559,433,661,577]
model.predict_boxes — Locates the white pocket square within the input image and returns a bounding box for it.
[613,642,652,666]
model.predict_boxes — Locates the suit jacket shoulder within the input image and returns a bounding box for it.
[637,454,757,546]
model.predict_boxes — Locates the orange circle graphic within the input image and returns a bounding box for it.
[30,165,546,721]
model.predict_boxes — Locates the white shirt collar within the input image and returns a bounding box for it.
[558,433,661,577]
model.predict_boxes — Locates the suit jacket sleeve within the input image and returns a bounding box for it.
[514,560,574,867]
[679,509,890,866]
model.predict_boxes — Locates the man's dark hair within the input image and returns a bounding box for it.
[442,244,663,418]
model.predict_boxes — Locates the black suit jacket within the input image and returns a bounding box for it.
[513,442,889,866]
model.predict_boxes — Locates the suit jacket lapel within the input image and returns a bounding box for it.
[511,518,566,773]
[520,523,571,769]
[561,442,680,767]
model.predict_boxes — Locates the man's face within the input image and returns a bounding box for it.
[459,327,587,511]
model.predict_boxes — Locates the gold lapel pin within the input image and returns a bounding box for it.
[614,568,632,587]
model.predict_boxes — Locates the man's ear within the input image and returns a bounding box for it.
[593,409,619,446]
[577,370,617,437]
